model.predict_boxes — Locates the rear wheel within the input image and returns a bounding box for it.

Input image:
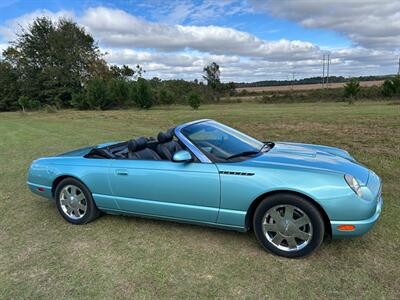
[253,193,325,258]
[55,178,101,224]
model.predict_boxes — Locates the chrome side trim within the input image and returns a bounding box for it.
[219,171,255,176]
[175,119,212,164]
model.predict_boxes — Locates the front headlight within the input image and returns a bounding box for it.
[344,174,363,197]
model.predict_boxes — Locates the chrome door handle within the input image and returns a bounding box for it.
[115,169,128,176]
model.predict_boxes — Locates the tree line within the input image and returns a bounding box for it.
[0,17,235,112]
[236,75,398,88]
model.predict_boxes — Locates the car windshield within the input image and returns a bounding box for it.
[181,121,265,161]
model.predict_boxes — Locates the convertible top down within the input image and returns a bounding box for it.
[28,119,383,257]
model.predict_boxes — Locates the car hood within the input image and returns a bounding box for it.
[240,142,370,185]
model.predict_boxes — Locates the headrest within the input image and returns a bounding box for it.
[128,137,148,152]
[157,130,173,143]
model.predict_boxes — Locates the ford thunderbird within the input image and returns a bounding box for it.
[27,119,382,257]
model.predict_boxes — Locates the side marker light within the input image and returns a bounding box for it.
[337,225,356,231]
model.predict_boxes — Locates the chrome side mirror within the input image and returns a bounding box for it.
[172,150,192,162]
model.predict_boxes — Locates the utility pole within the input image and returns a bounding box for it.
[322,54,325,88]
[397,57,400,75]
[291,72,295,90]
[326,54,330,85]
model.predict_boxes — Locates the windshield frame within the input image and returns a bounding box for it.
[179,120,265,163]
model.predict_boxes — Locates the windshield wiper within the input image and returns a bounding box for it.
[226,151,260,160]
[226,142,274,160]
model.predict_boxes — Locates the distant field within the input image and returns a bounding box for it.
[0,101,399,298]
[236,80,384,93]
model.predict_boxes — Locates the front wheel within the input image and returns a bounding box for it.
[253,193,325,258]
[55,178,101,224]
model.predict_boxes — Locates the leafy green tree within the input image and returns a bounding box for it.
[107,79,129,107]
[203,62,221,90]
[159,88,174,106]
[162,79,204,104]
[110,65,135,80]
[2,17,106,107]
[382,75,400,97]
[188,92,201,110]
[224,81,237,96]
[84,78,110,110]
[393,75,400,92]
[0,61,20,111]
[70,92,87,110]
[18,96,30,112]
[382,79,395,97]
[134,78,153,109]
[17,95,40,112]
[344,79,361,104]
[133,64,145,79]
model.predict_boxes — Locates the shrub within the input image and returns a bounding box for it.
[382,76,400,97]
[134,78,153,109]
[239,89,248,96]
[159,88,174,105]
[382,79,395,97]
[18,96,29,112]
[127,81,137,106]
[85,79,111,110]
[188,92,201,109]
[393,75,400,93]
[70,92,87,110]
[107,79,129,107]
[261,95,269,104]
[344,79,361,104]
[44,104,57,113]
[18,95,40,112]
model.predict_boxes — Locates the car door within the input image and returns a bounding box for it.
[108,159,220,223]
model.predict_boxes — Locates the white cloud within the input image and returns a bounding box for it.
[0,5,398,82]
[0,9,75,41]
[252,0,400,51]
[104,48,243,80]
[102,46,397,82]
[137,0,251,25]
[80,7,319,59]
[105,49,240,67]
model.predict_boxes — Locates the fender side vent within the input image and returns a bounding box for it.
[219,171,254,176]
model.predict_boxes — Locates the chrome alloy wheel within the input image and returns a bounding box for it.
[59,185,87,220]
[262,205,313,252]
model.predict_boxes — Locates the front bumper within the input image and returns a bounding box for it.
[330,195,383,238]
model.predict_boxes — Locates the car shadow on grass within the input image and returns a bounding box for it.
[34,198,371,259]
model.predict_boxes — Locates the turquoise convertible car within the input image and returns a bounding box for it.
[28,119,382,257]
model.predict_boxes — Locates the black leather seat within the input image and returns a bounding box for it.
[128,137,161,160]
[156,130,182,160]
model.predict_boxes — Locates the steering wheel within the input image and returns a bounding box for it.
[213,135,225,147]
[198,141,229,159]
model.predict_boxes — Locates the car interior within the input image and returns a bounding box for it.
[85,128,188,161]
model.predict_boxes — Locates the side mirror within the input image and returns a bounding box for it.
[172,150,192,162]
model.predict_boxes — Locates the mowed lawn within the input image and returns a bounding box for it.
[0,102,399,299]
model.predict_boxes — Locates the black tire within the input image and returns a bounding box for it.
[253,193,325,258]
[54,177,101,224]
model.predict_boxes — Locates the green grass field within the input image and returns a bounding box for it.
[1,102,399,299]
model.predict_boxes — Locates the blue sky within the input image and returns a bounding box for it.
[0,0,398,82]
